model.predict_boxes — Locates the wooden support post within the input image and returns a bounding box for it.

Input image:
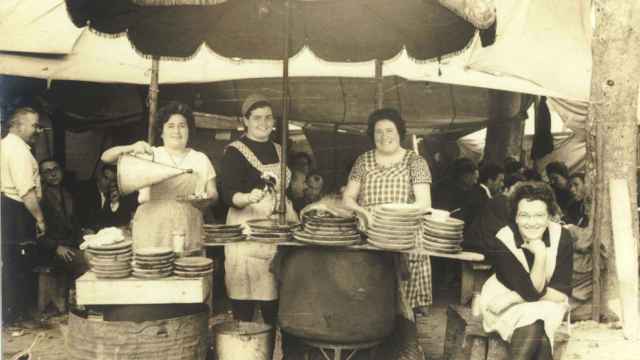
[279,0,292,225]
[375,59,383,109]
[483,90,523,164]
[586,1,640,324]
[609,179,639,339]
[147,56,160,146]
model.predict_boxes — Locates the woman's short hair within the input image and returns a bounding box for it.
[366,108,406,142]
[510,181,558,220]
[155,101,195,145]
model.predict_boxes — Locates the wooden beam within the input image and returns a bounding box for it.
[483,90,522,164]
[147,56,160,146]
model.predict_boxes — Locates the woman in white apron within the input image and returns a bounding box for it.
[219,94,297,328]
[478,182,573,359]
[101,101,217,254]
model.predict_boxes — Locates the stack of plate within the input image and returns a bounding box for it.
[293,212,362,246]
[174,257,214,278]
[203,224,246,243]
[246,219,297,243]
[366,204,426,250]
[421,215,464,254]
[87,240,133,279]
[132,247,175,279]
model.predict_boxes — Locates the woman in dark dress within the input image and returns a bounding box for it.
[479,182,573,359]
[219,94,297,328]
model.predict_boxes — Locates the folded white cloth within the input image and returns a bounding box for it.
[80,227,125,250]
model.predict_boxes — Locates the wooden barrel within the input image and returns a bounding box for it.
[278,248,396,343]
[66,310,209,360]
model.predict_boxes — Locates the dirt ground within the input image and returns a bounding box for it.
[2,305,639,360]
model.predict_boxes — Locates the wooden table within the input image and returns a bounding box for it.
[76,272,212,305]
[203,241,485,262]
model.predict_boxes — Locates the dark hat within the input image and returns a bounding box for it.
[241,93,270,117]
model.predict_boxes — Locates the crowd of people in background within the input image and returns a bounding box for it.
[1,103,616,334]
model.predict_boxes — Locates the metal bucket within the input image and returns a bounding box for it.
[66,310,208,359]
[117,154,192,195]
[213,321,273,360]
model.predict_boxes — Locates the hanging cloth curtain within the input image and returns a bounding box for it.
[531,96,554,160]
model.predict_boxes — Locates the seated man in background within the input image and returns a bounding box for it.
[39,159,89,309]
[304,172,325,205]
[545,161,573,217]
[566,172,588,227]
[75,164,137,233]
[562,175,618,322]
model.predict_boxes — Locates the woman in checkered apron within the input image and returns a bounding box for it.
[343,108,432,358]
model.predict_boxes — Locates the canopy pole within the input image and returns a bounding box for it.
[375,59,383,109]
[147,56,160,145]
[279,0,291,225]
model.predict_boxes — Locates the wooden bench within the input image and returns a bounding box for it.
[34,266,68,314]
[443,305,569,360]
[460,262,493,305]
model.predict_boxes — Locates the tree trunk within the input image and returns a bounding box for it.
[483,90,524,164]
[585,1,640,323]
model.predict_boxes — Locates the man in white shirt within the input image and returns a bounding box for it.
[1,107,46,324]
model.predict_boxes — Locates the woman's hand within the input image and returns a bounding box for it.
[247,188,266,204]
[129,141,152,155]
[522,239,547,256]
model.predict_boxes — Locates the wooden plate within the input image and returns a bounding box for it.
[302,214,357,224]
[87,247,132,256]
[366,228,416,241]
[372,214,419,226]
[135,247,174,257]
[131,265,174,273]
[293,230,361,242]
[174,269,213,278]
[92,268,132,276]
[247,219,299,230]
[132,256,175,264]
[293,235,362,247]
[379,203,428,214]
[94,271,131,279]
[365,233,414,246]
[368,224,418,237]
[174,257,212,268]
[88,240,133,251]
[422,227,463,240]
[423,215,464,229]
[422,233,463,245]
[367,238,414,250]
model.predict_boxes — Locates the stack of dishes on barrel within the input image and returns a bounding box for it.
[293,211,362,247]
[202,224,246,244]
[246,219,297,243]
[87,240,133,279]
[421,213,464,254]
[366,204,426,251]
[173,257,214,278]
[131,247,175,279]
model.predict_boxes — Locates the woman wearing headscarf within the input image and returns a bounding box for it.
[218,94,297,328]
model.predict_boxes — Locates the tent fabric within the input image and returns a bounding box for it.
[65,0,476,61]
[0,0,83,54]
[466,0,592,101]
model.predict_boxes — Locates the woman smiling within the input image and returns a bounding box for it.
[479,182,573,360]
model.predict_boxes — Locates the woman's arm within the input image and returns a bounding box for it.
[523,239,548,293]
[342,179,372,225]
[541,287,569,304]
[413,183,432,209]
[101,141,152,164]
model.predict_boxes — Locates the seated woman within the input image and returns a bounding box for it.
[101,101,217,254]
[479,181,573,360]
